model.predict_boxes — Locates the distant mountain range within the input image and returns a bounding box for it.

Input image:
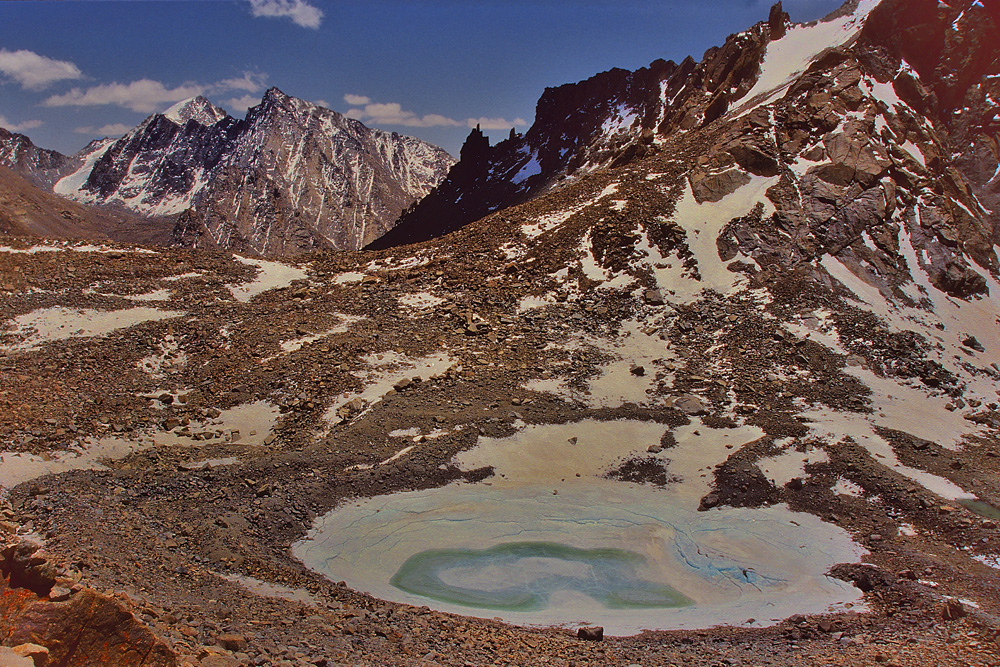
[0,90,455,255]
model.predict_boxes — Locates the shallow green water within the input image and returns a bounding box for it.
[958,498,1000,521]
[390,541,693,612]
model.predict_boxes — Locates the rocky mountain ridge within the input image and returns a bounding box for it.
[374,0,999,268]
[0,128,73,191]
[0,89,455,256]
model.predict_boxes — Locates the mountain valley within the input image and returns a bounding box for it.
[1,0,1000,666]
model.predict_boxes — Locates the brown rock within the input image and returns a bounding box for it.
[700,492,721,510]
[199,656,240,667]
[12,643,48,667]
[690,168,751,204]
[673,394,708,416]
[643,288,665,306]
[0,647,35,667]
[768,2,788,39]
[942,599,966,621]
[215,634,247,652]
[0,584,176,667]
[930,260,988,299]
[577,626,604,641]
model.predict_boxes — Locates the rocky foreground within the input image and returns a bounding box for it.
[1,145,1000,665]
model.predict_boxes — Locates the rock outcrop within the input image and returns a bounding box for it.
[0,538,175,667]
[368,3,781,248]
[0,129,71,190]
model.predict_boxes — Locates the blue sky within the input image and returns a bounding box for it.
[0,0,846,157]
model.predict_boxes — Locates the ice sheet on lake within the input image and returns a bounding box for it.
[296,419,865,635]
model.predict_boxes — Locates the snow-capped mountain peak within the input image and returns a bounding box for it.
[15,87,454,255]
[162,96,228,127]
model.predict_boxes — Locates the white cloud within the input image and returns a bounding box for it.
[353,102,463,128]
[0,49,82,91]
[213,71,267,94]
[249,0,323,29]
[224,95,261,113]
[44,79,205,113]
[472,116,528,130]
[75,122,132,137]
[0,114,43,133]
[345,96,527,131]
[42,74,269,114]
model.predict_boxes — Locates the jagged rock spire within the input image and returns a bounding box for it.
[769,2,789,40]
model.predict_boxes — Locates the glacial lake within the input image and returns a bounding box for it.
[294,420,866,634]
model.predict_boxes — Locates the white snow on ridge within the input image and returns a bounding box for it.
[54,139,116,197]
[162,96,228,126]
[820,226,1000,421]
[601,103,638,135]
[900,140,926,168]
[738,0,880,109]
[863,76,907,113]
[512,151,541,185]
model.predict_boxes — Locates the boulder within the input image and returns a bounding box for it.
[673,394,709,416]
[577,626,604,641]
[930,261,988,299]
[700,492,721,510]
[728,144,780,177]
[0,586,176,667]
[816,134,890,187]
[215,633,248,652]
[690,169,751,204]
[942,599,966,621]
[0,647,35,667]
[644,288,666,306]
[963,336,985,353]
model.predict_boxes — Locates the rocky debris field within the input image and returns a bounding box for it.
[2,140,1000,665]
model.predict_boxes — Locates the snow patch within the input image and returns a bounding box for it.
[323,353,455,427]
[54,139,116,197]
[668,176,779,300]
[2,306,182,352]
[228,256,308,302]
[758,447,829,488]
[739,1,879,109]
[512,152,541,185]
[332,272,367,285]
[398,292,445,310]
[833,477,865,498]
